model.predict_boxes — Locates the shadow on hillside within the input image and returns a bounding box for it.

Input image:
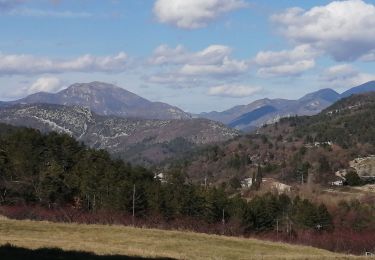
[0,244,175,260]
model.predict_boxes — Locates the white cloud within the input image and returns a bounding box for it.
[0,52,129,75]
[149,45,189,65]
[272,0,375,62]
[360,50,375,62]
[179,56,248,76]
[28,77,64,94]
[255,45,317,77]
[321,64,375,88]
[149,44,233,66]
[153,0,247,29]
[148,44,249,83]
[208,84,262,98]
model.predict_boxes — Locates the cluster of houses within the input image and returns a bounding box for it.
[305,141,333,149]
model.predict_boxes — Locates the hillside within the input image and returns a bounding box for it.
[179,93,375,186]
[341,81,375,98]
[0,104,238,165]
[289,92,375,147]
[0,218,346,260]
[10,82,191,120]
[0,112,374,255]
[200,81,375,131]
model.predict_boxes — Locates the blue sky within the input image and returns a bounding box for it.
[1,0,375,113]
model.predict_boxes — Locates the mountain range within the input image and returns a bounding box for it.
[0,104,238,165]
[3,81,375,133]
[199,81,375,131]
[12,81,191,120]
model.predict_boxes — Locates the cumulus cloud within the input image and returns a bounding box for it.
[208,84,262,98]
[149,44,234,66]
[321,64,375,88]
[179,57,248,76]
[153,0,247,29]
[149,45,189,65]
[0,52,129,75]
[255,45,317,77]
[272,0,375,62]
[148,44,249,84]
[28,77,64,94]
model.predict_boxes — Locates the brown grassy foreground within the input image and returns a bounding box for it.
[0,216,370,260]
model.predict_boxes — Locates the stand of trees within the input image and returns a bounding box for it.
[0,124,333,233]
[1,124,375,254]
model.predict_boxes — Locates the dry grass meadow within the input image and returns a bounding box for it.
[0,216,371,260]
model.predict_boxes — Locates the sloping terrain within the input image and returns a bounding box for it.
[341,81,375,98]
[200,81,375,131]
[0,104,238,165]
[0,218,347,260]
[179,93,375,186]
[227,105,278,129]
[11,81,191,120]
[292,92,375,147]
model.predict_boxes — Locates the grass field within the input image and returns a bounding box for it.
[0,216,370,260]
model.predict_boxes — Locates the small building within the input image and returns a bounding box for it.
[330,180,344,186]
[314,141,333,147]
[262,178,291,193]
[154,172,167,183]
[241,177,253,188]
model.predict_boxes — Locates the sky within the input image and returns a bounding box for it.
[1,0,375,113]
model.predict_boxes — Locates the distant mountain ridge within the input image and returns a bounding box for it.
[340,81,375,98]
[200,81,375,131]
[10,81,191,120]
[3,80,375,131]
[228,105,277,129]
[0,104,238,165]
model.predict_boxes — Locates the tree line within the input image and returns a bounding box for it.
[0,124,333,233]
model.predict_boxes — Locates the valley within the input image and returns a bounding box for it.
[3,1,375,259]
[0,104,237,165]
[1,90,375,256]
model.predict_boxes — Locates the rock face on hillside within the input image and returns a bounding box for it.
[12,81,191,120]
[0,104,238,165]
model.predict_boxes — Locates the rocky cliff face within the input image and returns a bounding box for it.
[0,104,238,165]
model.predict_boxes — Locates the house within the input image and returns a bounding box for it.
[262,178,291,193]
[241,177,291,193]
[241,177,253,188]
[314,141,333,147]
[154,172,167,183]
[330,180,344,186]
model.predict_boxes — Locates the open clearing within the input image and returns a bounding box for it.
[0,217,369,259]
